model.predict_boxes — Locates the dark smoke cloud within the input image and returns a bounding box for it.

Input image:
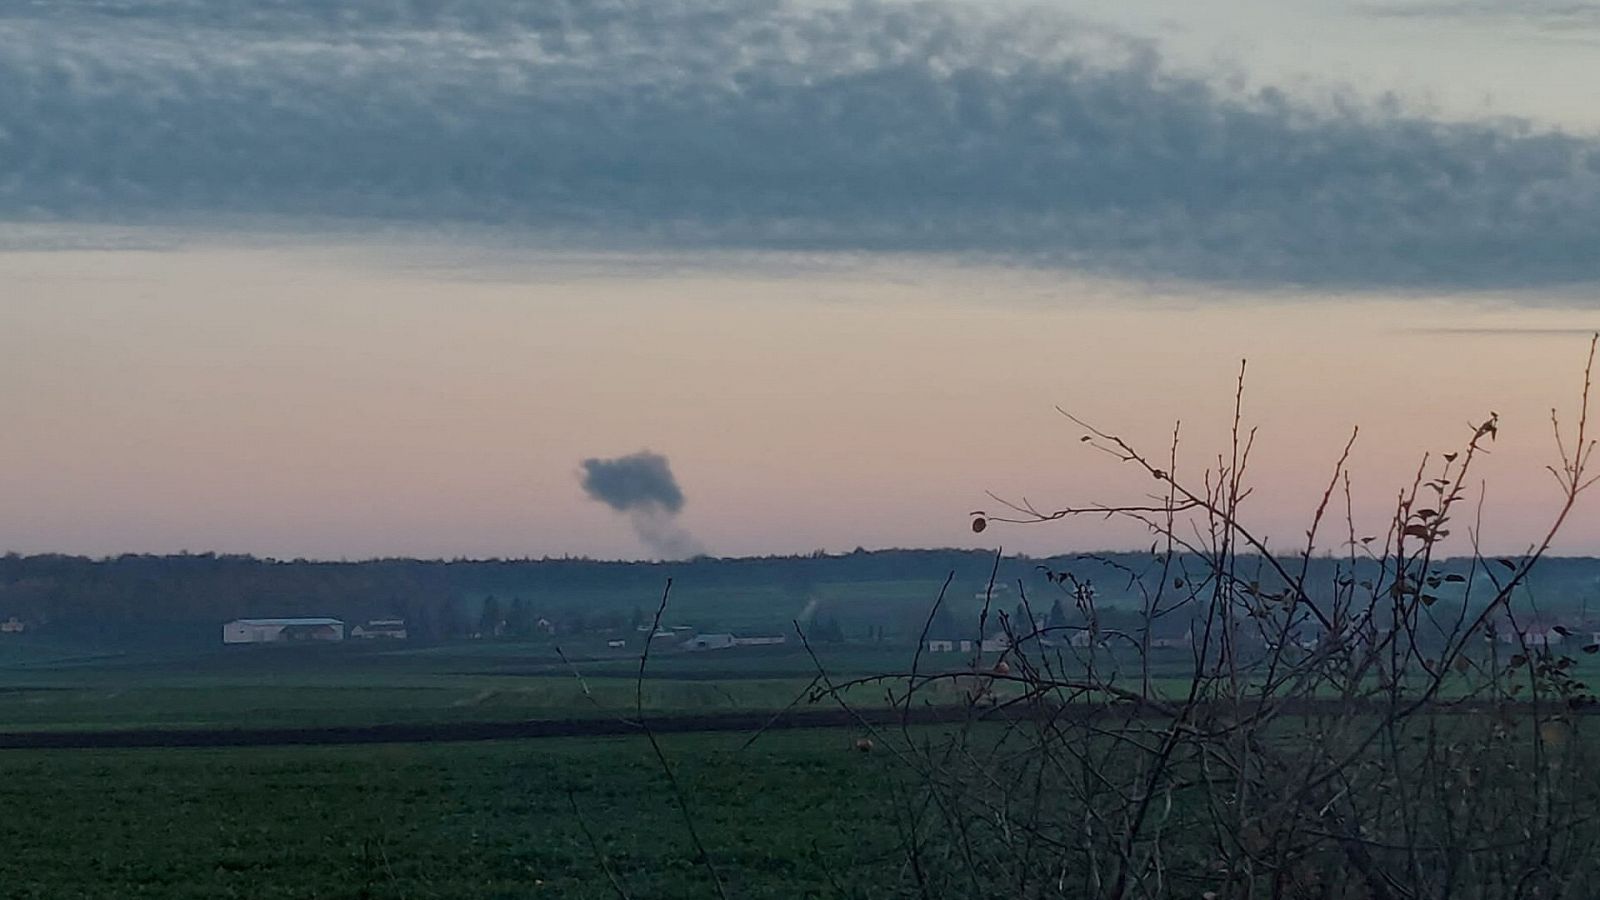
[580,452,686,514]
[579,451,704,559]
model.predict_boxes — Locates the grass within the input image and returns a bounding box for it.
[3,629,1599,898]
[0,730,909,899]
[9,626,1590,735]
[0,636,961,733]
[0,632,975,898]
[0,679,834,732]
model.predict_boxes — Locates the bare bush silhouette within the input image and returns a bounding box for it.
[795,336,1600,899]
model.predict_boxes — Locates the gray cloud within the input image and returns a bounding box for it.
[5,0,1600,287]
[1361,1,1600,28]
[1403,326,1600,336]
[579,451,703,558]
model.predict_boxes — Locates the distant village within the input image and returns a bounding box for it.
[906,585,1600,658]
[216,615,791,652]
[221,617,408,644]
[6,578,1599,660]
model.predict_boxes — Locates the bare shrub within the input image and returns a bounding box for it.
[806,336,1600,899]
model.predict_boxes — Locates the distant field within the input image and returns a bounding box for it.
[4,627,1583,736]
[6,554,1597,896]
[0,637,964,733]
[4,626,1597,898]
[0,730,909,899]
[0,624,1014,898]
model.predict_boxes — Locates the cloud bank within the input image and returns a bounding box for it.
[4,0,1600,287]
[1362,1,1600,29]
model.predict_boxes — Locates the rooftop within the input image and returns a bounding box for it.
[230,618,344,627]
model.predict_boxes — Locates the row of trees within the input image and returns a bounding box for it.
[1,545,1598,650]
[474,595,642,638]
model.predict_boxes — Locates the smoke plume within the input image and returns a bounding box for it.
[579,451,705,559]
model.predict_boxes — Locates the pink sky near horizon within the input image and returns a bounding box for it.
[1,244,1597,561]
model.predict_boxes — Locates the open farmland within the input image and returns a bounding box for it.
[0,638,926,734]
[0,730,909,900]
[2,626,1595,736]
[8,553,1600,898]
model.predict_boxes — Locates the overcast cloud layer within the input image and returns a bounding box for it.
[1362,1,1600,29]
[4,0,1600,287]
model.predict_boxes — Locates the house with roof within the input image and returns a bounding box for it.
[684,633,736,651]
[222,618,345,644]
[350,619,407,640]
[1509,621,1567,648]
[732,634,787,647]
[1491,613,1574,649]
[925,633,1011,653]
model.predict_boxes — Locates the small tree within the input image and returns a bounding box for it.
[812,615,846,643]
[504,596,533,637]
[477,594,501,638]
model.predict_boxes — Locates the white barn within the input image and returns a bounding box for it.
[732,635,787,647]
[350,619,407,640]
[223,618,345,644]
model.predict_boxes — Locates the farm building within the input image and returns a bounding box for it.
[1069,630,1108,649]
[350,619,407,640]
[222,618,345,644]
[923,634,1009,653]
[1499,619,1569,648]
[980,634,1011,653]
[606,638,627,648]
[681,633,787,651]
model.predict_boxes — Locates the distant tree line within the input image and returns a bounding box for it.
[1,549,1598,647]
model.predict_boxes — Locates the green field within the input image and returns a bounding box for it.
[2,631,1569,734]
[0,634,981,898]
[7,624,1598,898]
[0,637,948,732]
[0,614,991,897]
[0,730,910,899]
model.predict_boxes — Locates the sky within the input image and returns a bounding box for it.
[3,0,1600,560]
